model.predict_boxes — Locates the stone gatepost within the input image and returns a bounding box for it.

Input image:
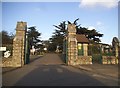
[67,24,78,65]
[12,21,27,67]
[115,45,119,57]
[112,37,120,58]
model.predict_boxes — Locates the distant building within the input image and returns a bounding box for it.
[97,43,112,54]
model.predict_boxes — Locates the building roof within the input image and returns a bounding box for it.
[98,43,110,46]
[76,34,89,43]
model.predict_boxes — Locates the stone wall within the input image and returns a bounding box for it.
[77,56,92,64]
[1,57,13,67]
[1,21,27,67]
[102,56,118,64]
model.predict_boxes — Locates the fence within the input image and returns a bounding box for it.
[88,44,117,64]
[63,42,118,64]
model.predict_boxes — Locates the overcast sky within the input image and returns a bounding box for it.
[2,0,119,44]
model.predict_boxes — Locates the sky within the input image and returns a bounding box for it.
[1,0,119,45]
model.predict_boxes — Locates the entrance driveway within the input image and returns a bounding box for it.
[2,53,118,86]
[29,53,64,65]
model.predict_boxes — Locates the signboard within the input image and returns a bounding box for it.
[0,47,6,51]
[4,51,11,58]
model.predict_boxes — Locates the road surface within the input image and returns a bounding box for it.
[2,53,118,86]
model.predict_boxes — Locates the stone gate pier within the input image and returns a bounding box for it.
[12,22,27,67]
[67,24,78,65]
[63,23,92,66]
[2,21,27,67]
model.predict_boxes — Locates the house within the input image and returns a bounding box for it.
[76,34,89,56]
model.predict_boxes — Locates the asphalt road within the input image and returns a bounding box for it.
[2,53,118,86]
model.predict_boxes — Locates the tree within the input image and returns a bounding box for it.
[0,30,14,44]
[49,18,103,52]
[72,18,103,43]
[49,21,67,52]
[53,21,67,36]
[0,30,14,56]
[77,27,103,43]
[28,26,41,49]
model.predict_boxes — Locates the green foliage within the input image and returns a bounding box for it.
[77,27,103,43]
[0,30,14,44]
[68,18,104,43]
[49,21,67,52]
[92,54,102,64]
[47,42,57,52]
[0,30,14,56]
[28,26,41,49]
[49,18,103,52]
[102,52,114,56]
[88,44,101,55]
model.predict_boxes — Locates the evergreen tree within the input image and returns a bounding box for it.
[49,18,103,52]
[0,30,14,44]
[28,26,41,49]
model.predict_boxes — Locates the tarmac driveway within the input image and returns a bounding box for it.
[2,53,119,86]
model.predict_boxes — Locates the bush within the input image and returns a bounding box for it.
[92,54,102,64]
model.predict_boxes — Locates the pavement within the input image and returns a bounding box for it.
[73,63,118,78]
